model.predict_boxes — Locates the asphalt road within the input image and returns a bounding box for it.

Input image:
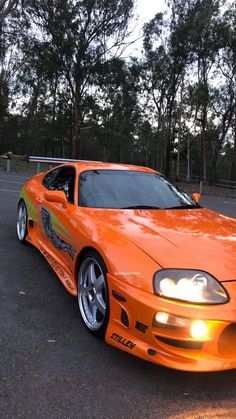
[1,171,236,419]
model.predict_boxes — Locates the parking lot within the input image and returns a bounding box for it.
[1,171,236,419]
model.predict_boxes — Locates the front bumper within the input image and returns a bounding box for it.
[105,274,236,372]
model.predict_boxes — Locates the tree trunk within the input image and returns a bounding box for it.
[72,103,81,159]
[154,111,161,170]
[230,111,236,181]
[51,78,57,158]
[186,132,191,182]
[210,97,236,184]
[146,134,149,166]
[165,99,174,176]
[200,104,207,183]
[176,75,184,181]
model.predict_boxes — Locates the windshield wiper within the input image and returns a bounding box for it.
[165,204,200,210]
[121,205,161,209]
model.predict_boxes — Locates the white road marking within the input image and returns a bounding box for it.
[0,174,28,180]
[0,188,20,193]
[0,179,24,184]
[223,201,236,205]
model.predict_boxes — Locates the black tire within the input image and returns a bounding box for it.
[77,250,109,339]
[17,200,28,243]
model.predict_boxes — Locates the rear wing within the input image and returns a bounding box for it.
[27,156,101,173]
[28,156,100,164]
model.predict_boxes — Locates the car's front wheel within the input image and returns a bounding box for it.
[17,201,28,243]
[77,251,109,338]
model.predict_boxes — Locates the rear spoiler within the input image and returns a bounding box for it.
[27,156,101,164]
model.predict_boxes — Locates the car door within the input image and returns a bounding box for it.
[40,166,78,271]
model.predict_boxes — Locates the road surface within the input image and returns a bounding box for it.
[1,171,236,419]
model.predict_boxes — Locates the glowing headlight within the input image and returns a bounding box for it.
[154,269,229,304]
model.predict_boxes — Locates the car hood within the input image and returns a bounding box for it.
[93,207,236,282]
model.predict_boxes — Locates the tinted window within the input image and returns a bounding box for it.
[43,167,75,204]
[42,169,60,189]
[78,170,199,209]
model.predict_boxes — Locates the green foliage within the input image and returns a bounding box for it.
[1,0,236,183]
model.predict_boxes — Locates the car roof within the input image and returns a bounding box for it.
[58,161,159,175]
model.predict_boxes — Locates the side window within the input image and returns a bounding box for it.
[42,169,60,189]
[43,167,75,204]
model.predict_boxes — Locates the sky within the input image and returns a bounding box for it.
[128,0,235,56]
[136,0,167,23]
[125,0,167,56]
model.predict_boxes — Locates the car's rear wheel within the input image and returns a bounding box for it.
[77,251,109,338]
[17,201,28,243]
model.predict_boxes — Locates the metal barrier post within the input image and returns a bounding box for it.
[199,181,203,195]
[6,159,11,172]
[37,162,41,173]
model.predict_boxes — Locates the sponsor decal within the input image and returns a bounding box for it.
[41,207,76,260]
[39,246,72,287]
[110,332,136,350]
[135,321,148,334]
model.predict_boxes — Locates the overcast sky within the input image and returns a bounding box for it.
[125,0,167,56]
[136,0,167,23]
[130,0,235,56]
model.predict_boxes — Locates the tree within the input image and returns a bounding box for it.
[2,0,236,187]
[21,0,134,158]
[0,0,18,26]
[0,0,21,152]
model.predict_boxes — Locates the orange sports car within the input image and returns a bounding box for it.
[17,160,236,372]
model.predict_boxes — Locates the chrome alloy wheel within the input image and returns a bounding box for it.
[78,257,107,331]
[17,202,27,241]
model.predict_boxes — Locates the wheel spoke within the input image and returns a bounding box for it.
[84,271,89,289]
[88,263,97,286]
[91,301,98,323]
[80,282,86,295]
[94,293,106,316]
[94,274,104,292]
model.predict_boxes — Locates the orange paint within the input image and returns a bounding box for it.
[18,162,236,371]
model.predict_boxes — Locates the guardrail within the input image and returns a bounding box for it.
[1,155,236,190]
[0,154,100,174]
[214,179,236,189]
[0,153,28,172]
[171,172,236,190]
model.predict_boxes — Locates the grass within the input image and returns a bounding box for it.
[0,159,53,174]
[178,181,236,199]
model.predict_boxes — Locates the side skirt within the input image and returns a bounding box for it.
[26,234,77,296]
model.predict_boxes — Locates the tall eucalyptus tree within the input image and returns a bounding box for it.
[22,0,134,157]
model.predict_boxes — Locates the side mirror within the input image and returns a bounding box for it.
[45,190,68,208]
[192,192,201,203]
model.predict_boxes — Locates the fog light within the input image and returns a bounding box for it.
[190,320,208,339]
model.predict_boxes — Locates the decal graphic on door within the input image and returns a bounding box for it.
[20,190,38,223]
[41,207,76,260]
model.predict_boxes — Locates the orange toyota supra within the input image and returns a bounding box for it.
[17,159,236,372]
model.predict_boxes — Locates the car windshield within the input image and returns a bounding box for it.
[78,170,200,210]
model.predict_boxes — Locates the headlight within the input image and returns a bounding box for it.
[153,269,229,304]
